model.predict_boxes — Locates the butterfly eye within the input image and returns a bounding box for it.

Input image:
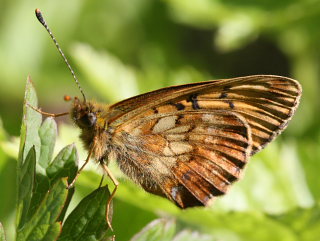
[77,112,97,128]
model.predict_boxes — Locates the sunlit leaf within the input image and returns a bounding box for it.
[18,76,41,166]
[16,179,68,241]
[16,147,36,229]
[0,222,6,241]
[130,218,176,241]
[46,144,78,185]
[58,185,111,241]
[38,117,57,170]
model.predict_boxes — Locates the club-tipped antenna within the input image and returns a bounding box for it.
[35,8,87,103]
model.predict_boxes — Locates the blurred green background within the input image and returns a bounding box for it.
[1,0,320,240]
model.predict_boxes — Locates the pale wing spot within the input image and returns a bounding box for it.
[178,155,191,162]
[163,146,174,156]
[170,142,193,155]
[151,157,176,174]
[166,134,186,141]
[232,84,267,91]
[151,159,170,175]
[153,116,178,133]
[202,114,214,122]
[165,125,190,134]
[131,127,142,136]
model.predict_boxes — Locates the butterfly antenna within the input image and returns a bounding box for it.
[35,8,87,103]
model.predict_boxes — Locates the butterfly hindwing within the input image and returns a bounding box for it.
[113,111,252,208]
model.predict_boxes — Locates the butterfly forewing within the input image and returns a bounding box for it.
[110,75,301,154]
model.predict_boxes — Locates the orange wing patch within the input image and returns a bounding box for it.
[113,111,251,208]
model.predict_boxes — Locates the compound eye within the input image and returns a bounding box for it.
[77,112,97,128]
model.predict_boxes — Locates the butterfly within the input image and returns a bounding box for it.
[34,9,302,229]
[71,75,301,208]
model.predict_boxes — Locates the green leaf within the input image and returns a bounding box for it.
[130,218,176,241]
[175,209,297,241]
[46,144,78,222]
[16,76,42,229]
[271,205,320,241]
[26,118,58,222]
[27,122,77,223]
[26,173,50,223]
[0,122,17,235]
[298,139,320,202]
[46,144,78,185]
[16,179,69,241]
[16,146,36,229]
[38,117,57,170]
[18,76,42,167]
[58,185,111,241]
[0,222,6,241]
[172,230,214,241]
[16,76,82,240]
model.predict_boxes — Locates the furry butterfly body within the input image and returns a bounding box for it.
[71,75,301,208]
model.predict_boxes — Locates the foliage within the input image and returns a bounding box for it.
[0,0,320,240]
[14,77,111,240]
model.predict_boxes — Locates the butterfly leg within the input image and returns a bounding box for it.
[101,162,119,232]
[27,102,69,117]
[67,141,95,189]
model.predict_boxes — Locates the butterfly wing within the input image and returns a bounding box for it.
[109,75,301,154]
[107,75,301,207]
[113,110,252,208]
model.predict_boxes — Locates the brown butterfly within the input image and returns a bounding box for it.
[34,9,302,229]
[75,74,301,207]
